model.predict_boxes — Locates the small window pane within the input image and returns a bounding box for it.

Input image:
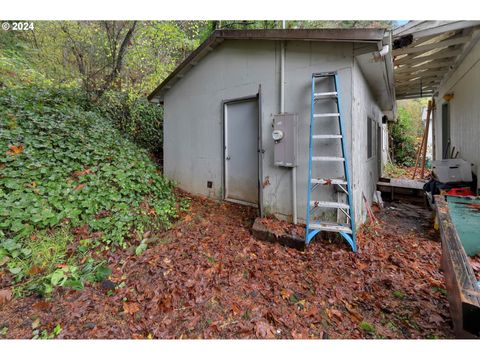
[367,117,373,158]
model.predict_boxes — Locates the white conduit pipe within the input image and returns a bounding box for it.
[280,21,297,224]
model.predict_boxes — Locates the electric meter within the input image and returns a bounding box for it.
[272,129,284,142]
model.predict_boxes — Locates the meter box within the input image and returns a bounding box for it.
[273,113,297,167]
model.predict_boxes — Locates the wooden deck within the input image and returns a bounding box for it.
[435,195,480,338]
[377,177,427,204]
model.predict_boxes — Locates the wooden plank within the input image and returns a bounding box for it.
[397,93,435,99]
[394,21,480,40]
[396,81,439,90]
[395,68,449,81]
[377,178,426,190]
[438,28,480,91]
[396,86,437,92]
[396,77,442,88]
[395,63,452,75]
[435,195,480,338]
[392,36,470,56]
[394,48,463,66]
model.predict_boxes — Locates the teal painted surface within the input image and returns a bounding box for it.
[447,196,480,256]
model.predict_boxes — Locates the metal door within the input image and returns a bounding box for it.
[224,98,259,206]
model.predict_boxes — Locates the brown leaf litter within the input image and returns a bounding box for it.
[0,193,454,339]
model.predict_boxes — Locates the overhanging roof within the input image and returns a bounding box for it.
[148,28,389,103]
[393,21,480,99]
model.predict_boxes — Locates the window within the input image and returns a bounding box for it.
[367,117,374,159]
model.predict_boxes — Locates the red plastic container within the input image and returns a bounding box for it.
[446,187,475,197]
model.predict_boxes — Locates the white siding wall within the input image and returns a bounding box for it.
[351,59,383,224]
[433,41,480,186]
[163,39,385,225]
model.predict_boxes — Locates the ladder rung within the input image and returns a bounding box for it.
[313,72,336,78]
[312,156,345,162]
[314,92,338,98]
[313,113,340,118]
[312,134,342,139]
[308,222,352,234]
[310,201,350,209]
[311,178,347,185]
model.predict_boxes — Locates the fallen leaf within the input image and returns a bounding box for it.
[31,318,40,329]
[281,288,291,300]
[231,303,241,315]
[291,329,309,339]
[72,168,93,178]
[6,144,24,156]
[74,183,86,191]
[28,266,44,275]
[32,301,50,311]
[305,305,318,317]
[0,289,12,306]
[123,302,141,315]
[255,321,276,339]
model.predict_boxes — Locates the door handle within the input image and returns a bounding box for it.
[226,156,231,160]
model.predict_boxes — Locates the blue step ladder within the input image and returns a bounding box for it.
[305,72,356,252]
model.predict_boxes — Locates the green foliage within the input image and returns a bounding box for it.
[359,321,376,334]
[0,227,71,283]
[393,290,405,300]
[0,225,113,295]
[0,86,178,295]
[389,99,426,166]
[0,31,51,87]
[383,162,407,178]
[32,324,62,340]
[5,21,207,98]
[0,86,177,245]
[125,21,206,96]
[94,91,163,156]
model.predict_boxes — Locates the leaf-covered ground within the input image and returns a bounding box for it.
[0,193,454,339]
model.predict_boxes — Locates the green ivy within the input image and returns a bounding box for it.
[94,91,163,157]
[0,86,177,247]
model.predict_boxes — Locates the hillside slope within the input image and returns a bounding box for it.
[0,87,178,295]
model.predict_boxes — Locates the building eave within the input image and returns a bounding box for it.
[147,28,388,104]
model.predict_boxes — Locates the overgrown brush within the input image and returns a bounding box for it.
[90,91,163,157]
[0,86,178,295]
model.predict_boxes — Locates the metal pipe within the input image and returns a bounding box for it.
[280,44,285,113]
[279,21,297,224]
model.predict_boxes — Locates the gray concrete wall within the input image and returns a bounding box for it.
[433,41,480,188]
[163,39,385,225]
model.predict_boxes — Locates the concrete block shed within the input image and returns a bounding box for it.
[148,29,396,227]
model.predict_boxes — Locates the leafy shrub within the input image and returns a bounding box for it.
[0,86,177,245]
[0,86,178,295]
[94,91,163,157]
[383,162,407,178]
[389,100,425,167]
